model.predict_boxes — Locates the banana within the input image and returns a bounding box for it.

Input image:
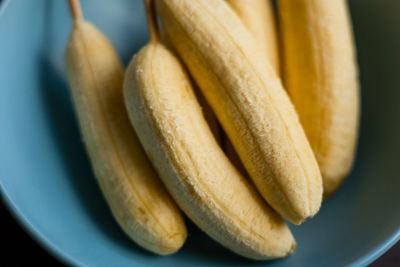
[278,0,360,196]
[224,0,280,172]
[123,42,296,260]
[65,20,186,255]
[226,0,280,74]
[160,29,222,145]
[155,0,322,224]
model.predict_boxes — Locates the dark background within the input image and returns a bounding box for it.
[0,0,398,266]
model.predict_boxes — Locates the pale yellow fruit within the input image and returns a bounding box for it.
[278,0,360,196]
[160,29,222,145]
[226,0,280,74]
[224,0,280,173]
[155,0,323,224]
[124,42,296,260]
[160,34,222,146]
[65,20,186,255]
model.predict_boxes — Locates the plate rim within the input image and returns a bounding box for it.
[2,181,399,267]
[0,0,10,17]
[0,185,82,266]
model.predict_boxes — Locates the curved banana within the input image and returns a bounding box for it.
[155,0,322,224]
[123,42,296,260]
[278,0,360,196]
[65,20,186,255]
[226,0,280,74]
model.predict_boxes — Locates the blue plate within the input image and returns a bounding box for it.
[1,0,399,266]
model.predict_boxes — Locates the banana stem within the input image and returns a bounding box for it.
[144,0,159,43]
[67,0,83,21]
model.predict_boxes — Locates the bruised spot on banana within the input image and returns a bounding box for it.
[155,0,323,224]
[123,42,296,260]
[65,20,186,255]
[278,0,360,197]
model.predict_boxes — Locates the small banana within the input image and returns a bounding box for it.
[155,0,322,224]
[278,0,360,196]
[65,20,186,255]
[124,42,296,260]
[226,0,280,74]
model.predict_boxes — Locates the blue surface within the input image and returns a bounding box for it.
[0,0,399,266]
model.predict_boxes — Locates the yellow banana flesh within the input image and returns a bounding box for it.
[65,20,186,255]
[278,0,360,196]
[224,0,280,173]
[123,42,296,260]
[224,137,248,177]
[160,30,222,145]
[226,0,280,74]
[155,0,323,224]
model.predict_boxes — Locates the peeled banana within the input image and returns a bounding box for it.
[226,0,280,74]
[160,29,222,145]
[224,0,280,174]
[155,0,323,224]
[123,42,296,260]
[278,0,360,196]
[65,20,186,255]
